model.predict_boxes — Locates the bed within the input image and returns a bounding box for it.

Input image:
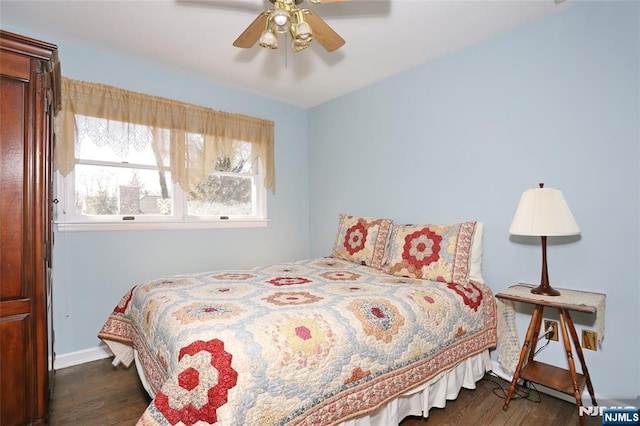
[98,216,497,425]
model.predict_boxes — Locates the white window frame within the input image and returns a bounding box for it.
[55,155,268,233]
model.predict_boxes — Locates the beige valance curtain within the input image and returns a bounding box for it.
[54,77,275,192]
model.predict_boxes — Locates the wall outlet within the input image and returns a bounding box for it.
[544,320,559,341]
[582,330,597,351]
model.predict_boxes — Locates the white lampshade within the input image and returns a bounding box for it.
[510,186,580,237]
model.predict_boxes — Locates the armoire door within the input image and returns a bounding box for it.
[0,31,59,426]
[0,47,37,426]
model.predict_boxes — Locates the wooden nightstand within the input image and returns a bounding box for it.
[496,284,605,426]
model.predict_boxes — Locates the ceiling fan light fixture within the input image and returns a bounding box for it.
[271,1,291,33]
[233,0,345,54]
[291,38,310,52]
[294,22,313,40]
[259,29,278,49]
[291,11,313,45]
[271,8,290,32]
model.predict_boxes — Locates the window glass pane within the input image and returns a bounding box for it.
[75,164,172,216]
[187,174,254,216]
[75,115,169,166]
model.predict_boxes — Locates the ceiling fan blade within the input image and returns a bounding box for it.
[303,9,345,52]
[233,12,269,48]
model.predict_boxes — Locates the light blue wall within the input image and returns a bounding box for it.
[308,2,639,400]
[1,27,311,355]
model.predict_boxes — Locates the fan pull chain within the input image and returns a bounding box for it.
[284,32,289,70]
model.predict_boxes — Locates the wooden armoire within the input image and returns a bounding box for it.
[0,30,60,425]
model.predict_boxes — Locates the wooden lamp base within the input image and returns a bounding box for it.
[531,235,561,296]
[531,283,561,296]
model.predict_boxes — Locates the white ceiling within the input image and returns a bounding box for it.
[1,0,574,108]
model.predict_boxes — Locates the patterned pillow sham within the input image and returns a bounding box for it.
[383,221,477,284]
[331,214,393,269]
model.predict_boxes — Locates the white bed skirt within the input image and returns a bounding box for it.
[133,349,491,425]
[341,350,491,425]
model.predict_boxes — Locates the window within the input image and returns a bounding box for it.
[54,78,274,231]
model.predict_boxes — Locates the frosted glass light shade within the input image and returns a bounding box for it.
[259,30,278,49]
[295,22,312,40]
[509,187,580,237]
[272,9,289,27]
[291,39,310,52]
[272,9,290,33]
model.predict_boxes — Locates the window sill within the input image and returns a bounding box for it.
[55,219,269,232]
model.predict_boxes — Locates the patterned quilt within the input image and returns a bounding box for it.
[98,258,497,426]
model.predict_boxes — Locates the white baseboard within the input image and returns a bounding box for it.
[54,345,113,370]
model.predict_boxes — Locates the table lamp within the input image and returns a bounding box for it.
[509,183,580,296]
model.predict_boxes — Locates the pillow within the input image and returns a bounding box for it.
[384,221,478,284]
[331,214,393,269]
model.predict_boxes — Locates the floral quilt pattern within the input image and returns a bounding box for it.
[98,258,497,426]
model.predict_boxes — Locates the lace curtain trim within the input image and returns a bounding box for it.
[54,77,275,192]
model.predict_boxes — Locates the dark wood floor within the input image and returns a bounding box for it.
[50,358,598,425]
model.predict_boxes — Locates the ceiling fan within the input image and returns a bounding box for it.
[233,0,348,53]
